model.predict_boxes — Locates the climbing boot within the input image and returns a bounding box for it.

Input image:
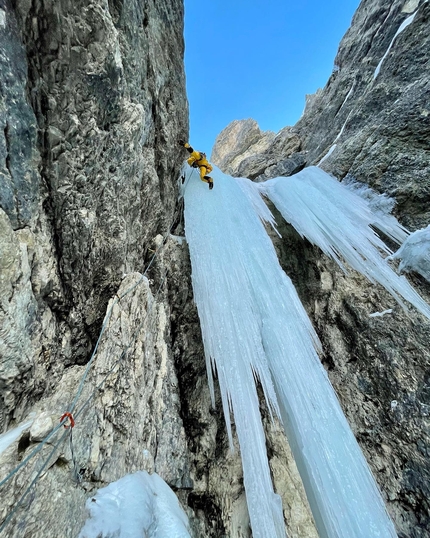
[204,176,214,190]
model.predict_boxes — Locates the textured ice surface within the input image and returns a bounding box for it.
[0,416,34,457]
[183,166,285,538]
[343,177,409,244]
[374,11,417,78]
[183,165,397,538]
[79,471,190,538]
[261,167,430,319]
[389,225,430,282]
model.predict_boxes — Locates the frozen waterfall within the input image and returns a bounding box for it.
[181,165,406,538]
[260,167,430,319]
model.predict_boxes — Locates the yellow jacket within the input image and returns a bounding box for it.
[186,148,213,173]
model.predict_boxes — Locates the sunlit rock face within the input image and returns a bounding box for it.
[212,119,303,179]
[211,1,430,537]
[295,0,430,232]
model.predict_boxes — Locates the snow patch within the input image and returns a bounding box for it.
[338,85,354,113]
[170,234,186,245]
[402,0,420,13]
[79,471,191,538]
[374,11,418,79]
[333,118,349,142]
[369,309,393,318]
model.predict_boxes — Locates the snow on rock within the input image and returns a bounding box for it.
[374,11,418,79]
[182,165,397,538]
[369,309,393,318]
[388,225,430,282]
[338,85,354,113]
[79,471,191,538]
[261,166,430,319]
[333,118,348,143]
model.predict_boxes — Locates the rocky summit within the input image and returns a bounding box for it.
[0,0,429,537]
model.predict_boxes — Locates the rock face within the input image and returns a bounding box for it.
[212,1,430,537]
[211,119,303,180]
[295,0,430,231]
[0,0,189,430]
[0,0,195,535]
[0,1,316,537]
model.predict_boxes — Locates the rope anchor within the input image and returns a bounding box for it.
[60,412,75,429]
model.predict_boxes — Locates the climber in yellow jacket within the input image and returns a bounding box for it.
[179,141,214,190]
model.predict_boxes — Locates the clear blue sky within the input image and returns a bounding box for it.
[184,0,360,154]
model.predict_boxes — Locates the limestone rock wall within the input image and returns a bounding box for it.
[0,1,318,537]
[0,0,196,535]
[0,0,188,428]
[211,119,304,180]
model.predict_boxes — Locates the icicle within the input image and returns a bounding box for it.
[183,165,397,538]
[260,166,430,319]
[183,166,285,538]
[388,224,430,282]
[342,177,409,245]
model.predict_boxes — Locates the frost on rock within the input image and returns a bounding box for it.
[182,165,397,538]
[0,415,35,457]
[388,225,430,282]
[79,471,191,538]
[342,176,409,244]
[261,166,430,319]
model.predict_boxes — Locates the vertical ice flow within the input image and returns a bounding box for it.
[183,165,397,538]
[373,11,417,79]
[183,166,285,538]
